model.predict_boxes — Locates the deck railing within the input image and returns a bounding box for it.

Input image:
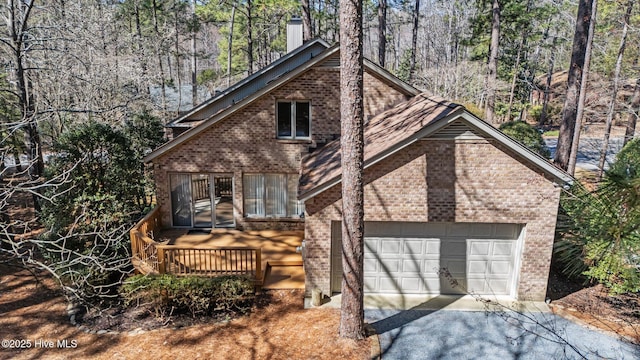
[130,207,262,283]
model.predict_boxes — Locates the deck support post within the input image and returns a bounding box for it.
[157,246,166,274]
[255,248,262,283]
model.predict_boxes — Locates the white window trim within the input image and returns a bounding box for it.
[276,100,311,140]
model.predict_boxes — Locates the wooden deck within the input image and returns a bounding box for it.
[157,228,304,280]
[130,207,304,288]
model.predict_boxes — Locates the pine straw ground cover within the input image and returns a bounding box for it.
[0,263,371,360]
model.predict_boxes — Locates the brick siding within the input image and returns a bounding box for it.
[152,67,409,230]
[303,138,561,301]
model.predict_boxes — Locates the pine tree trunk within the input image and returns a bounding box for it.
[623,78,640,146]
[152,0,168,117]
[301,0,313,41]
[597,0,633,179]
[409,0,420,81]
[484,0,500,125]
[339,0,365,340]
[191,0,197,106]
[554,0,593,170]
[567,0,597,176]
[247,0,253,75]
[377,0,387,68]
[506,34,524,122]
[539,34,556,127]
[227,4,236,87]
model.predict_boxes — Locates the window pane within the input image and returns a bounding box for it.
[277,102,292,137]
[243,174,264,217]
[265,174,287,217]
[287,174,305,217]
[295,102,310,137]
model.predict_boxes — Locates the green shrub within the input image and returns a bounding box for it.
[463,102,485,119]
[120,274,255,318]
[529,105,543,123]
[555,139,640,294]
[498,121,550,158]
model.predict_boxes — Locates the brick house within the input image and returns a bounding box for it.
[144,39,572,303]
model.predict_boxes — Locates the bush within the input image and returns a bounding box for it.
[499,121,551,158]
[555,139,640,294]
[120,274,255,318]
[36,115,165,305]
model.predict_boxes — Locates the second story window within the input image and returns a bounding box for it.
[277,100,310,139]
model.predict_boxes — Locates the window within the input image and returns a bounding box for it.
[277,101,310,139]
[243,174,305,218]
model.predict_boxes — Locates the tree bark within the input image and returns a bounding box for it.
[227,4,236,87]
[553,0,593,170]
[567,0,597,176]
[409,0,420,81]
[191,0,198,106]
[597,0,633,179]
[506,33,524,122]
[623,77,640,146]
[301,0,313,41]
[339,0,365,340]
[377,0,387,68]
[247,0,253,75]
[484,0,500,125]
[539,34,557,127]
[152,0,168,116]
[6,0,43,210]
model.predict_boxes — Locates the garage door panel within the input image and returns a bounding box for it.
[442,258,466,274]
[493,242,514,256]
[364,238,379,253]
[379,277,402,292]
[448,223,470,236]
[441,240,466,256]
[467,278,488,293]
[364,258,378,272]
[400,277,422,292]
[490,260,512,276]
[423,260,440,273]
[402,259,421,272]
[472,224,494,237]
[495,224,520,238]
[364,276,378,292]
[487,279,509,294]
[469,241,491,256]
[378,258,401,273]
[425,240,440,255]
[468,260,488,274]
[331,222,521,296]
[404,240,423,254]
[380,239,401,254]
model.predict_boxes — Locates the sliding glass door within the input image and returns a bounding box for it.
[170,173,234,228]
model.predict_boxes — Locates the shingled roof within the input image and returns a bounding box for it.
[298,93,573,201]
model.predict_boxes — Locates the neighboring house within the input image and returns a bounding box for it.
[144,36,573,303]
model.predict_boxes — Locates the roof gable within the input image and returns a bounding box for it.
[168,39,331,128]
[145,44,419,163]
[298,93,573,201]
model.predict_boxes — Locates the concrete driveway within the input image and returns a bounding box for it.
[365,308,639,359]
[544,137,624,171]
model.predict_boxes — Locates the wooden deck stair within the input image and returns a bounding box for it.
[262,260,305,290]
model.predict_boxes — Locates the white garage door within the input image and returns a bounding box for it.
[331,222,522,296]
